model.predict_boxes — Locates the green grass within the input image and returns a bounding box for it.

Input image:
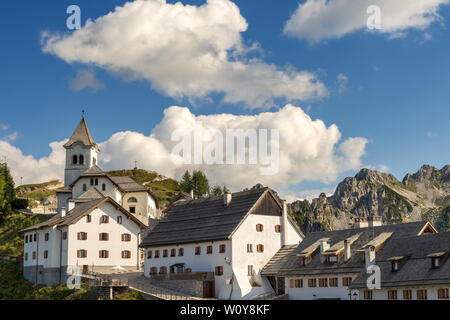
[107,169,158,185]
[0,212,49,257]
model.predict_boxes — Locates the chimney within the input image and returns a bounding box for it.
[281,200,288,247]
[68,200,75,211]
[354,218,368,229]
[344,239,351,262]
[190,190,194,199]
[364,245,376,270]
[368,216,382,228]
[60,207,67,218]
[319,239,330,263]
[224,191,232,206]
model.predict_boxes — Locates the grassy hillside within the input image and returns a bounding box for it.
[107,169,181,206]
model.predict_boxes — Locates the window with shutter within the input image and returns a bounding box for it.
[147,250,152,259]
[342,277,352,286]
[215,266,223,276]
[45,233,49,241]
[160,266,167,274]
[86,215,91,223]
[388,290,398,300]
[308,279,317,287]
[219,244,226,253]
[195,247,201,255]
[290,279,295,288]
[122,233,131,242]
[275,225,282,233]
[257,244,264,253]
[364,290,373,300]
[171,249,176,257]
[329,278,338,287]
[248,265,253,276]
[295,279,303,288]
[438,288,449,299]
[163,250,168,257]
[178,248,184,256]
[101,215,109,223]
[403,290,412,300]
[207,246,213,254]
[122,251,131,259]
[155,250,160,258]
[247,244,253,253]
[99,233,109,241]
[417,289,428,300]
[319,278,328,287]
[256,224,263,232]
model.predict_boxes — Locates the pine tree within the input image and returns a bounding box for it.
[191,170,210,197]
[0,163,15,221]
[180,170,192,193]
[211,185,223,196]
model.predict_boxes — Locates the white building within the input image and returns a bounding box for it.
[139,186,304,299]
[21,115,158,285]
[262,219,442,300]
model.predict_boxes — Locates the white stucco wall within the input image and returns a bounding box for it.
[144,240,232,299]
[123,192,157,220]
[71,177,121,203]
[231,213,303,300]
[285,273,359,300]
[66,202,142,271]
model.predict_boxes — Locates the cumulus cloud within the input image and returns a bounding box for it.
[1,105,367,199]
[336,73,348,93]
[41,0,327,109]
[284,0,450,42]
[69,70,105,92]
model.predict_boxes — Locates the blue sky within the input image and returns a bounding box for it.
[1,0,450,199]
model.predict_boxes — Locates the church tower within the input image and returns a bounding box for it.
[63,115,100,187]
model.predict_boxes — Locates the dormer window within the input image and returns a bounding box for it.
[328,255,338,263]
[432,257,440,268]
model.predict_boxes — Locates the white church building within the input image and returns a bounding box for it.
[21,116,158,286]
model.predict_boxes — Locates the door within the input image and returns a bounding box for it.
[203,281,215,298]
[277,277,285,295]
[82,265,89,274]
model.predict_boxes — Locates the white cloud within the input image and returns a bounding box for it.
[69,70,105,92]
[0,124,8,131]
[3,131,19,143]
[284,0,450,42]
[41,0,327,109]
[337,73,348,93]
[0,105,367,200]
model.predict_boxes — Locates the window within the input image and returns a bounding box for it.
[328,255,338,263]
[195,246,201,255]
[417,290,428,300]
[102,183,106,191]
[117,216,122,224]
[129,207,136,214]
[178,248,184,257]
[90,178,94,186]
[101,215,109,223]
[275,225,282,233]
[207,246,213,254]
[388,290,397,300]
[432,257,441,268]
[63,232,67,240]
[25,235,28,243]
[150,267,157,275]
[170,249,176,257]
[79,155,84,165]
[44,233,49,241]
[364,290,373,300]
[295,279,303,288]
[163,250,168,258]
[95,178,98,186]
[160,266,167,274]
[86,215,91,223]
[392,261,399,271]
[99,250,109,258]
[290,279,295,288]
[44,251,48,259]
[72,155,78,165]
[121,233,131,242]
[128,197,138,203]
[403,290,412,300]
[33,234,36,242]
[98,232,109,241]
[77,232,87,240]
[342,277,352,286]
[77,250,87,258]
[319,278,328,287]
[83,184,87,192]
[122,251,131,259]
[438,288,449,299]
[219,244,226,253]
[215,266,224,276]
[256,244,264,253]
[155,250,160,258]
[147,250,152,259]
[308,279,317,288]
[329,278,338,287]
[25,253,28,261]
[248,265,254,276]
[247,244,253,253]
[170,266,175,274]
[256,224,264,232]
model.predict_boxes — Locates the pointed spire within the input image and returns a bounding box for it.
[63,114,99,151]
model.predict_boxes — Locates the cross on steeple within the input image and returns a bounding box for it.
[82,109,85,118]
[134,160,138,170]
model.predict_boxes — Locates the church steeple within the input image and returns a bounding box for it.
[63,114,99,152]
[63,114,100,187]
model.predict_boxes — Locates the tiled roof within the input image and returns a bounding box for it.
[261,221,431,277]
[110,176,148,192]
[80,165,106,177]
[63,117,99,151]
[350,231,450,288]
[140,187,270,247]
[74,187,105,202]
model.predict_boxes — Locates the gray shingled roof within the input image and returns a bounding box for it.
[350,231,450,288]
[74,187,105,202]
[110,176,148,192]
[140,187,270,247]
[80,165,106,177]
[63,117,99,151]
[21,197,146,232]
[261,221,431,276]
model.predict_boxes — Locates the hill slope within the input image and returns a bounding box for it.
[289,165,450,233]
